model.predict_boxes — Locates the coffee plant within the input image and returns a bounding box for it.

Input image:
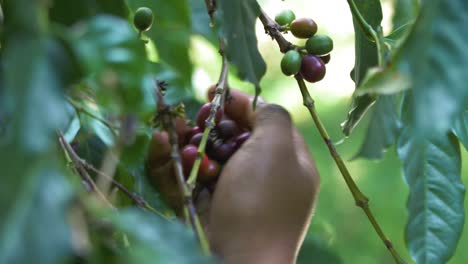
[0,0,467,263]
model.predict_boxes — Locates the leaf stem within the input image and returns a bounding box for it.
[259,7,406,264]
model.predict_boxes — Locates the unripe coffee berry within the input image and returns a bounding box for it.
[281,50,302,76]
[275,10,296,26]
[133,7,154,32]
[306,35,333,55]
[290,18,317,39]
[300,55,326,83]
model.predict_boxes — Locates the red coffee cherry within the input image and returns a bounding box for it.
[181,144,198,176]
[189,132,204,146]
[212,141,237,164]
[216,119,240,140]
[300,55,326,83]
[196,103,223,129]
[290,18,318,39]
[198,158,220,183]
[234,132,251,149]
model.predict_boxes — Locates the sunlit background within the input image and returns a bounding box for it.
[188,0,468,263]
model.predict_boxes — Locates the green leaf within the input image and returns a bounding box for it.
[49,0,129,26]
[350,0,382,86]
[341,94,376,136]
[0,166,74,264]
[71,15,148,113]
[189,0,219,44]
[218,0,266,90]
[452,111,468,150]
[354,95,401,159]
[355,67,410,96]
[108,208,214,263]
[392,0,419,30]
[390,0,468,136]
[126,0,193,90]
[342,0,382,136]
[397,129,465,264]
[384,22,414,49]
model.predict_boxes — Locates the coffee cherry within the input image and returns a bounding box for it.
[198,158,220,183]
[133,7,153,32]
[319,54,331,64]
[275,10,296,26]
[306,34,333,55]
[234,132,251,148]
[212,141,237,164]
[281,50,302,76]
[181,144,198,176]
[196,103,223,129]
[300,55,326,83]
[189,132,204,146]
[290,18,317,39]
[217,119,240,140]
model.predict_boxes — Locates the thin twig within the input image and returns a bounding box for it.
[187,38,229,189]
[58,131,168,219]
[58,131,114,208]
[82,158,170,220]
[154,81,211,255]
[258,7,406,264]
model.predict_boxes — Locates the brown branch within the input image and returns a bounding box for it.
[58,131,114,208]
[258,7,406,264]
[58,131,169,219]
[154,81,211,254]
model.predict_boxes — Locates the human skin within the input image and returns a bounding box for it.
[147,88,320,264]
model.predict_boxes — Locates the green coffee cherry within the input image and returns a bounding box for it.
[306,35,333,55]
[281,50,302,76]
[274,10,296,26]
[290,18,317,39]
[133,7,153,32]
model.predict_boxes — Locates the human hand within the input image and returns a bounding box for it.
[146,88,320,264]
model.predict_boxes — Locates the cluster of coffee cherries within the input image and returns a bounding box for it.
[275,10,333,83]
[180,103,251,188]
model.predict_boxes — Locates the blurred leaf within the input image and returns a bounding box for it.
[0,166,74,264]
[189,0,219,44]
[49,0,129,26]
[218,0,266,91]
[2,4,67,153]
[355,67,410,96]
[355,95,401,159]
[452,111,467,150]
[71,15,148,114]
[126,0,193,91]
[342,0,382,136]
[384,22,414,49]
[78,101,115,147]
[398,129,464,264]
[108,208,214,263]
[392,0,419,30]
[298,237,343,264]
[121,129,151,166]
[63,103,81,143]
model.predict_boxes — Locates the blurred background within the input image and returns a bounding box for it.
[188,0,468,263]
